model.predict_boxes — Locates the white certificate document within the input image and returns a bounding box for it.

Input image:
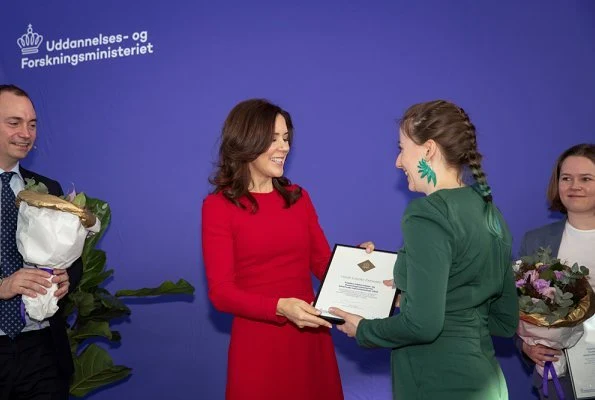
[566,315,595,399]
[313,244,398,324]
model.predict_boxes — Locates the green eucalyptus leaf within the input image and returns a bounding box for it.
[115,279,195,297]
[519,296,534,309]
[24,178,49,193]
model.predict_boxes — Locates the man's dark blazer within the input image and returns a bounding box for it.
[20,166,83,379]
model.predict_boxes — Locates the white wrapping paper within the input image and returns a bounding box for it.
[517,319,584,378]
[16,201,100,321]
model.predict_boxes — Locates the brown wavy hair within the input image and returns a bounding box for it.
[399,100,503,238]
[209,99,302,212]
[547,143,595,213]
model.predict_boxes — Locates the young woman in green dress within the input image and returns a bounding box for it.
[331,100,519,400]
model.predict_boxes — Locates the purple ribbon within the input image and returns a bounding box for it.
[542,361,565,400]
[19,267,54,323]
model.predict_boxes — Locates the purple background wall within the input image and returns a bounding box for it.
[1,1,594,399]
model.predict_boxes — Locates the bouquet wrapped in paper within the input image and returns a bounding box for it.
[514,247,595,387]
[15,183,100,321]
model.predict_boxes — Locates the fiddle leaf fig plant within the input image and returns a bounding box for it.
[62,196,195,398]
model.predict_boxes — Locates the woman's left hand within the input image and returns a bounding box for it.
[329,307,364,338]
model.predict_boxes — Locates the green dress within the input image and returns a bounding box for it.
[356,186,519,400]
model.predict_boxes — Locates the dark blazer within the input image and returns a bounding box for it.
[519,220,565,258]
[20,166,83,379]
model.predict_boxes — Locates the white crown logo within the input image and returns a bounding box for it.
[17,24,43,55]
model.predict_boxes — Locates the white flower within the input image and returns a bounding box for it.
[513,259,522,272]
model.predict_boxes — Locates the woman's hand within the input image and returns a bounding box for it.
[276,298,332,329]
[328,307,364,338]
[522,342,561,366]
[359,241,375,253]
[382,280,400,307]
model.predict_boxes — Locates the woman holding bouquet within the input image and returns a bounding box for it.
[330,100,519,399]
[201,99,344,400]
[518,143,595,400]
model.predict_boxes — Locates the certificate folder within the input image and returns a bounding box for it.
[313,244,399,325]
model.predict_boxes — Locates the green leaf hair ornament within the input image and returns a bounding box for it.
[417,158,437,187]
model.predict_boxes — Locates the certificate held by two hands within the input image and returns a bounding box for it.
[313,244,399,325]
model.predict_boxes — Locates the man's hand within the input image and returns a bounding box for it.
[52,269,70,300]
[522,342,561,366]
[0,269,52,300]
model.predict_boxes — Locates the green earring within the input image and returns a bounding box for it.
[417,158,437,187]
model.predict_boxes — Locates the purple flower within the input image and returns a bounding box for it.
[533,279,551,292]
[515,279,526,288]
[554,271,565,280]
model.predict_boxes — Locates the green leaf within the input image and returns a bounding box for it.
[79,249,108,289]
[99,292,129,311]
[24,178,49,193]
[110,331,122,343]
[82,198,111,257]
[519,295,534,309]
[528,300,550,315]
[70,344,131,398]
[562,291,573,300]
[539,269,554,281]
[71,321,112,341]
[80,270,113,293]
[70,292,95,317]
[72,192,86,208]
[115,279,195,297]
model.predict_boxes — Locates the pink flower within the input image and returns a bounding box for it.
[539,286,557,300]
[524,270,540,283]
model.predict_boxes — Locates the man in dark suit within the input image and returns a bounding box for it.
[0,84,82,399]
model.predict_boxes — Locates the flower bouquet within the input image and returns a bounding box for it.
[515,247,595,390]
[15,179,100,321]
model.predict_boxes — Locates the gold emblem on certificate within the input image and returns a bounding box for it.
[357,260,376,272]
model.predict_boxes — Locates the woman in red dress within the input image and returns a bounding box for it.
[202,99,344,400]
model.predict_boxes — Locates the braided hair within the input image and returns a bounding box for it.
[400,100,503,238]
